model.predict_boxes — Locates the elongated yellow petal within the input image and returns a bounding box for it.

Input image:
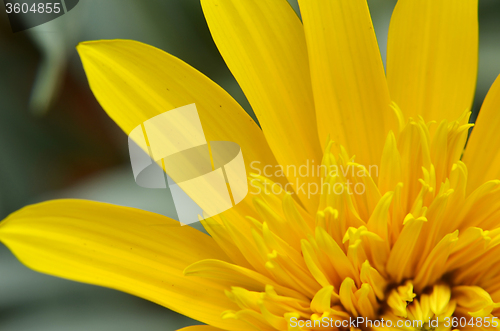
[0,200,250,331]
[299,0,395,166]
[387,0,478,121]
[184,259,306,301]
[77,40,285,219]
[463,75,500,192]
[177,327,223,331]
[387,215,427,283]
[200,0,322,211]
[414,231,458,291]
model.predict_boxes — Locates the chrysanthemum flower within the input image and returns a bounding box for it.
[2,0,500,330]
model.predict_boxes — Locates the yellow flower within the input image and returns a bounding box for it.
[1,0,500,330]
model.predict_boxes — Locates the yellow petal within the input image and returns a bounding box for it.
[0,200,250,331]
[366,191,394,242]
[387,290,408,317]
[429,283,451,316]
[339,278,359,317]
[387,0,478,122]
[177,327,224,331]
[463,74,500,192]
[316,227,359,285]
[301,239,335,288]
[360,261,387,300]
[378,131,402,195]
[310,285,336,314]
[299,0,395,166]
[184,259,307,301]
[446,227,490,270]
[77,40,285,219]
[200,0,322,211]
[454,286,500,317]
[414,231,458,292]
[386,215,427,283]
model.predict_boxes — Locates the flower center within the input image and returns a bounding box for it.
[381,281,454,329]
[188,109,500,330]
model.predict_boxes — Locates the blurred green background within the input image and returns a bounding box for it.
[0,0,499,330]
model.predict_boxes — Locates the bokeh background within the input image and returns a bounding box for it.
[0,0,499,330]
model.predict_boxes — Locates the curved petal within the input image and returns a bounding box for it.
[177,327,224,331]
[298,0,395,166]
[77,40,286,219]
[0,200,250,331]
[200,0,322,211]
[387,0,478,122]
[463,74,500,193]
